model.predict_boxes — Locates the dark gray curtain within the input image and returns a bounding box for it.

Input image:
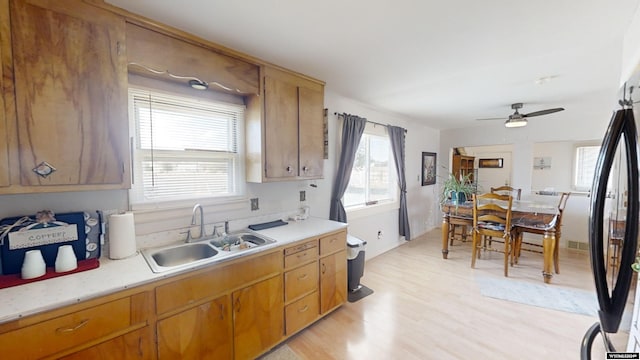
[388,125,410,240]
[329,114,367,223]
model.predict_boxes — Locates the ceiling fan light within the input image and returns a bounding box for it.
[505,118,527,128]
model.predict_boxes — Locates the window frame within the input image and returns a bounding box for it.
[128,86,246,211]
[572,142,601,192]
[344,123,399,217]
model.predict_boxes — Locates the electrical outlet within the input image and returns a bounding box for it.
[250,198,259,211]
[300,190,306,202]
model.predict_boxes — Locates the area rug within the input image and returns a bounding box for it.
[258,344,301,360]
[475,276,599,316]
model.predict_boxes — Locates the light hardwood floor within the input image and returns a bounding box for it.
[284,228,633,359]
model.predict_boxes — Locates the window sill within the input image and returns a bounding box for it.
[346,200,399,221]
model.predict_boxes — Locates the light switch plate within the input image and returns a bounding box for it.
[250,198,259,211]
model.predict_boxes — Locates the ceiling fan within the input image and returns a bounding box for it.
[477,103,565,128]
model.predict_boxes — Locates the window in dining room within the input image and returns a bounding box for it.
[574,144,601,191]
[343,124,397,209]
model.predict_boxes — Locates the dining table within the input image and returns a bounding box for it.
[441,198,560,283]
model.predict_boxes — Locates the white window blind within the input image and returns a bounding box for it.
[574,145,600,191]
[129,88,245,204]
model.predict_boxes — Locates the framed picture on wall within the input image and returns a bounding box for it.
[422,152,437,186]
[479,158,503,168]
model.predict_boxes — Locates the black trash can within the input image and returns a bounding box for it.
[347,235,367,292]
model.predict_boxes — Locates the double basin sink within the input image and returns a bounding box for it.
[141,231,277,273]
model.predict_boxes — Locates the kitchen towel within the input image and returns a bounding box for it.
[108,212,137,259]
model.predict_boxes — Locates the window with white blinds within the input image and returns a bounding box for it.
[129,88,245,205]
[574,145,600,191]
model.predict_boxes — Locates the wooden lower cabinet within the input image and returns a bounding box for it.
[157,295,232,360]
[285,291,319,336]
[60,327,153,360]
[320,249,348,314]
[0,230,347,360]
[232,275,283,360]
[0,291,152,360]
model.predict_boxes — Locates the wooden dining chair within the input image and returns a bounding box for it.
[607,218,625,282]
[490,186,522,201]
[513,192,570,274]
[470,192,514,277]
[447,215,473,245]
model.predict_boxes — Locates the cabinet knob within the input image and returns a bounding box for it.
[286,166,293,173]
[302,166,309,173]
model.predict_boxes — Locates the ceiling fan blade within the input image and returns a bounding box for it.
[523,107,565,117]
[475,117,504,121]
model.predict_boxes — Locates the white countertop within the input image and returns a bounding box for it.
[0,217,347,323]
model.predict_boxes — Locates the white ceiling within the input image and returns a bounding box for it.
[107,0,640,130]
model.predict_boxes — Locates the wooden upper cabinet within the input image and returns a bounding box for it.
[125,23,259,95]
[264,75,300,179]
[249,66,324,182]
[9,0,129,188]
[0,12,10,189]
[298,86,324,178]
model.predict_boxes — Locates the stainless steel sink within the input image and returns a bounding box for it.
[141,230,276,273]
[210,232,276,248]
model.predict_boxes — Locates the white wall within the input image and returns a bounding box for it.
[0,89,441,261]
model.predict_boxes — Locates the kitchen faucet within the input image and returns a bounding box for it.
[186,204,205,243]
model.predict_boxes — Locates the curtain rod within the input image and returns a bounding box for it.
[333,112,407,133]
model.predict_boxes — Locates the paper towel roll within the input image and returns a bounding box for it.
[109,212,137,259]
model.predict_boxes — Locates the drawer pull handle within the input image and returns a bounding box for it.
[219,304,225,320]
[298,305,309,313]
[298,273,308,280]
[321,263,326,274]
[56,319,89,333]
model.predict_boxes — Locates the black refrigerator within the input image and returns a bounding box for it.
[581,83,640,358]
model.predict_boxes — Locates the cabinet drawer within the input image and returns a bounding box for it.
[0,297,131,359]
[284,243,318,270]
[284,261,318,303]
[319,231,346,256]
[285,291,319,336]
[284,239,317,256]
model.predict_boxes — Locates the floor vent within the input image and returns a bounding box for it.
[568,241,589,251]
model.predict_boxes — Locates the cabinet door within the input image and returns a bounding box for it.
[157,296,232,360]
[0,13,9,188]
[232,275,283,360]
[298,86,324,178]
[59,327,152,360]
[10,0,129,187]
[320,250,347,314]
[264,76,299,179]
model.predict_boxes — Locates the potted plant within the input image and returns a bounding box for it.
[441,172,475,204]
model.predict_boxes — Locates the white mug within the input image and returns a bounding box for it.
[21,250,46,279]
[55,245,78,273]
